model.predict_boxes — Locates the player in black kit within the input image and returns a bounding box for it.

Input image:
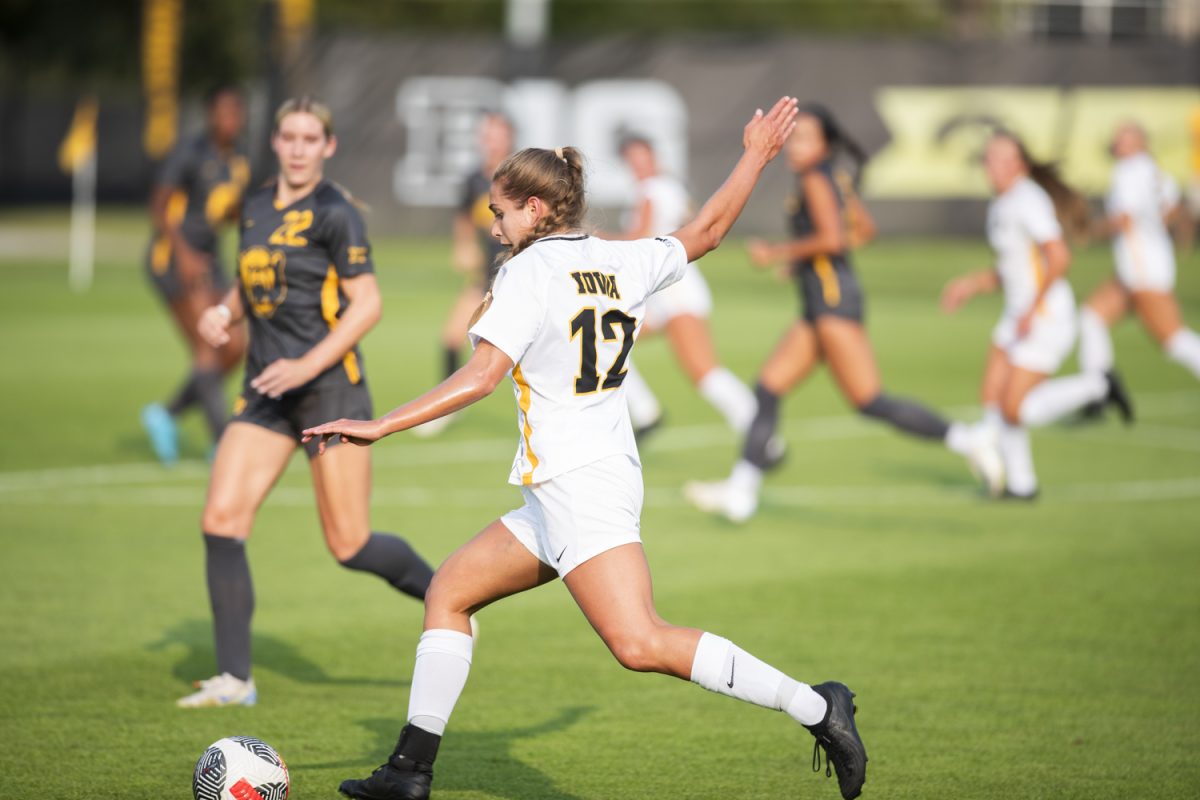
[686,104,1002,522]
[178,97,434,707]
[413,112,514,437]
[141,86,249,464]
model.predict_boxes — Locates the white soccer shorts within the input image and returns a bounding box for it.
[500,454,643,577]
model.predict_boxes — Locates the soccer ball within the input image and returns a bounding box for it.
[192,736,290,800]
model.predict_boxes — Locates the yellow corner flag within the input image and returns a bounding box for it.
[58,96,99,175]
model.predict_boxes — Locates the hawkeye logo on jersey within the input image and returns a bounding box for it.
[239,246,288,318]
[570,271,621,300]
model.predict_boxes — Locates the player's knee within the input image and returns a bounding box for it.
[323,521,368,562]
[1000,396,1023,426]
[201,498,250,537]
[605,630,662,673]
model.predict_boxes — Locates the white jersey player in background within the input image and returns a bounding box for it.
[304,97,868,800]
[605,134,758,440]
[1078,121,1200,386]
[942,131,1133,499]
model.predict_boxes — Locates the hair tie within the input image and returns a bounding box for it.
[554,147,565,162]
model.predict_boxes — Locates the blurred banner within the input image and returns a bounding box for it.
[3,34,1196,234]
[141,0,183,160]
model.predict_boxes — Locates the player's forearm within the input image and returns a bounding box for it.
[300,295,381,378]
[375,369,494,437]
[680,150,769,261]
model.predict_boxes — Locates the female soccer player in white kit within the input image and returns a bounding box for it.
[1079,121,1200,384]
[610,134,758,439]
[304,97,868,800]
[942,131,1132,499]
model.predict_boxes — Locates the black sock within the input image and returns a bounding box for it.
[392,723,441,769]
[859,392,950,440]
[340,532,434,600]
[443,346,460,380]
[166,371,200,416]
[204,533,254,681]
[741,383,781,469]
[193,368,228,442]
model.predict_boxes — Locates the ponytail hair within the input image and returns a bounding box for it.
[798,102,869,183]
[492,146,587,259]
[995,130,1090,241]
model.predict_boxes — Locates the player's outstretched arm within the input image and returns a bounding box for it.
[301,340,514,454]
[672,96,798,263]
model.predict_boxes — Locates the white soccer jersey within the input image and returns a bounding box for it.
[469,234,688,486]
[1106,152,1177,291]
[634,175,691,233]
[986,176,1074,319]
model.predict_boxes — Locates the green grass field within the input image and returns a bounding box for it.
[1,209,1198,799]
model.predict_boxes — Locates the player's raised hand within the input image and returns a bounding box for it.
[743,96,799,162]
[301,418,384,455]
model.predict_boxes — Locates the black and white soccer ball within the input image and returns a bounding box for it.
[192,736,290,800]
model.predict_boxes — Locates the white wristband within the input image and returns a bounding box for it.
[215,304,232,321]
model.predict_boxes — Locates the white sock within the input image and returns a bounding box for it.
[1019,373,1107,427]
[1079,308,1115,374]
[623,360,662,428]
[944,421,975,456]
[999,422,1037,495]
[728,459,763,495]
[689,632,827,726]
[981,405,1003,438]
[698,367,757,434]
[407,629,473,736]
[1166,328,1200,379]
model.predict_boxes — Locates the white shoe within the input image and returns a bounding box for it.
[176,672,257,708]
[410,413,457,439]
[683,480,758,524]
[966,431,1005,498]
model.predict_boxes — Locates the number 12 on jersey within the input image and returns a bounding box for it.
[570,307,637,394]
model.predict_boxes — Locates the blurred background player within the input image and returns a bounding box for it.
[686,104,1001,523]
[1078,121,1200,389]
[941,131,1132,500]
[413,111,515,438]
[178,98,433,707]
[140,85,249,465]
[605,133,757,441]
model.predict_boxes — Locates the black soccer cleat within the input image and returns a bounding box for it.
[1077,399,1106,422]
[340,725,439,800]
[804,681,867,800]
[633,412,665,443]
[339,758,431,800]
[1104,370,1134,426]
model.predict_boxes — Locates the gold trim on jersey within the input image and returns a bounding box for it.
[1028,244,1048,316]
[151,235,172,275]
[470,193,494,231]
[320,265,362,385]
[813,254,842,306]
[512,364,539,486]
[166,189,187,227]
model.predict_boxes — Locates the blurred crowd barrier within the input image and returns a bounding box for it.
[2,33,1195,235]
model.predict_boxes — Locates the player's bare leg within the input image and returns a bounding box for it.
[567,543,867,799]
[311,444,433,599]
[179,423,294,707]
[665,314,757,434]
[1134,290,1200,379]
[340,521,556,800]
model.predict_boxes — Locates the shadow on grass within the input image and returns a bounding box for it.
[149,619,408,688]
[293,705,593,800]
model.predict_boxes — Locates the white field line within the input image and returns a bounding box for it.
[3,476,1200,510]
[0,389,1195,495]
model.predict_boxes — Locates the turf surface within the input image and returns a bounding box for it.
[1,210,1198,799]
